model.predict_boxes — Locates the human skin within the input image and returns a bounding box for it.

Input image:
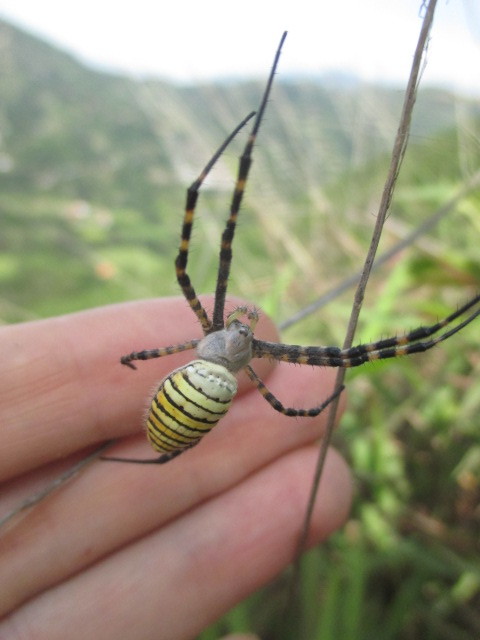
[0,296,352,640]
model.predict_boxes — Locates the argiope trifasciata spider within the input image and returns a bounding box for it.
[105,31,480,465]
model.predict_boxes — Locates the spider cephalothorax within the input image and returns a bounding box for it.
[105,31,479,465]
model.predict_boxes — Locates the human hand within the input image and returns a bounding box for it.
[0,296,352,639]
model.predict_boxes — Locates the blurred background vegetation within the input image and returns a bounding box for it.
[1,17,479,640]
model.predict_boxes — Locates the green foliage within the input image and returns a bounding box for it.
[1,17,479,639]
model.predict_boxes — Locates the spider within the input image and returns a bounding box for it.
[104,31,480,465]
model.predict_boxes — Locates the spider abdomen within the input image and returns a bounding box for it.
[146,360,238,454]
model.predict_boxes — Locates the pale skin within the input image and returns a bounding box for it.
[0,296,352,640]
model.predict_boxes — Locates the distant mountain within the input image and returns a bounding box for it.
[1,17,478,213]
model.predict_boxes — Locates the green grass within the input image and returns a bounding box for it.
[2,156,479,640]
[2,146,479,640]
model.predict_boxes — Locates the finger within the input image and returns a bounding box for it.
[0,356,342,616]
[0,296,278,480]
[1,446,352,640]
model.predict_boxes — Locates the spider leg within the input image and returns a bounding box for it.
[245,365,344,417]
[101,442,198,465]
[120,339,201,370]
[176,111,256,335]
[211,32,288,332]
[353,304,480,365]
[338,292,480,360]
[251,294,480,368]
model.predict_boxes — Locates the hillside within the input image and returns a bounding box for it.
[0,18,477,207]
[1,17,479,324]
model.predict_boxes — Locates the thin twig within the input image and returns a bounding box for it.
[288,0,439,604]
[0,440,116,529]
[279,168,480,331]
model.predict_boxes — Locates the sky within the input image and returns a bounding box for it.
[0,0,479,94]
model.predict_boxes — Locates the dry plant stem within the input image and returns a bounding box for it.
[291,0,439,581]
[280,168,480,330]
[0,441,115,529]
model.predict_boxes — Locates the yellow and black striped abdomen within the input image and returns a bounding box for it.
[146,360,238,454]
